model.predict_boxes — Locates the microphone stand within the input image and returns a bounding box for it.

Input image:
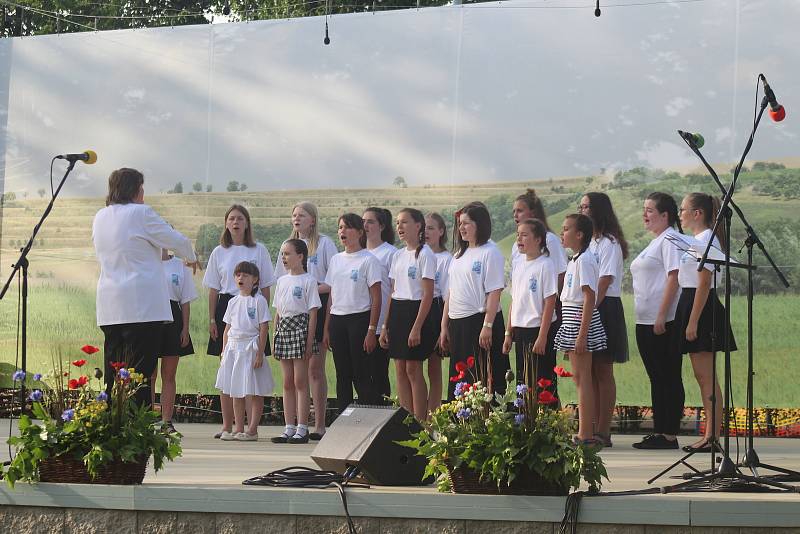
[660,90,797,493]
[0,158,77,414]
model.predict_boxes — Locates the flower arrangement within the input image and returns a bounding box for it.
[2,345,182,487]
[402,354,607,494]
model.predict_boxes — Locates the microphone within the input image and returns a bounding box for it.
[759,74,786,122]
[56,150,98,164]
[678,130,705,149]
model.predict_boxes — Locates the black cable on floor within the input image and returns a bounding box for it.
[242,466,367,534]
[558,490,586,534]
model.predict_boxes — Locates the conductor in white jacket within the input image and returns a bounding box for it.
[92,168,199,405]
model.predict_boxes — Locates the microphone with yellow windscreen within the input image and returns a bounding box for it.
[56,150,97,164]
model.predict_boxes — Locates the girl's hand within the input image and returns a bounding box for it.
[532,335,547,356]
[253,353,264,369]
[322,331,330,354]
[653,316,667,335]
[479,326,492,351]
[180,329,190,348]
[501,335,512,355]
[364,332,377,353]
[408,326,421,348]
[686,320,698,342]
[209,321,218,341]
[575,334,588,355]
[379,329,389,350]
[438,330,450,352]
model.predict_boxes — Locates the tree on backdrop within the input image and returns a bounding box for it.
[193,182,203,192]
[226,180,240,192]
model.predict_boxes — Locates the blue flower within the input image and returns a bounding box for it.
[516,384,528,395]
[33,373,43,381]
[118,368,130,379]
[96,391,109,402]
[12,370,26,382]
[28,389,43,402]
[456,408,472,420]
[513,398,524,408]
[61,409,75,422]
[454,381,469,397]
[514,414,525,425]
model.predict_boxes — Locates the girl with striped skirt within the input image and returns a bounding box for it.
[271,239,321,444]
[554,213,607,446]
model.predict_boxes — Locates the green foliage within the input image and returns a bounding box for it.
[192,182,203,192]
[226,180,240,192]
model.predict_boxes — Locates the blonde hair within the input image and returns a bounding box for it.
[289,201,320,256]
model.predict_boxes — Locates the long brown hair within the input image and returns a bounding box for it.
[585,192,629,259]
[515,188,551,232]
[453,201,491,259]
[220,204,256,248]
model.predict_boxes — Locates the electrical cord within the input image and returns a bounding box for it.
[242,465,368,534]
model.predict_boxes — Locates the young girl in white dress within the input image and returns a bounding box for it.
[424,212,452,412]
[215,261,273,441]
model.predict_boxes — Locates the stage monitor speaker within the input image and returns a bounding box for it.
[310,405,428,486]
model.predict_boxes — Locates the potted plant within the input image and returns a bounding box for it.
[2,346,182,487]
[401,356,607,495]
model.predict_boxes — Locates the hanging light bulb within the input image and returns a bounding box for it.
[594,0,601,17]
[223,1,231,16]
[324,19,330,45]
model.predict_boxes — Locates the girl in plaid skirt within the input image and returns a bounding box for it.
[271,239,321,444]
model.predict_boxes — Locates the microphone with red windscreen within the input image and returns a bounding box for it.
[759,74,786,122]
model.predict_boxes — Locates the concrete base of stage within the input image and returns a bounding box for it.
[2,422,799,533]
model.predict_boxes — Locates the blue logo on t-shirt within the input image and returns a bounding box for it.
[680,252,691,264]
[350,269,359,282]
[292,286,303,298]
[247,306,256,319]
[434,271,441,284]
[408,266,417,279]
[566,273,574,288]
[171,273,179,286]
[529,277,538,292]
[309,254,319,265]
[471,261,482,274]
[593,251,600,262]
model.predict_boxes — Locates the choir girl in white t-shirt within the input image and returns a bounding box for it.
[629,192,683,450]
[439,202,509,398]
[363,207,397,403]
[270,239,322,444]
[323,214,383,411]
[202,204,276,439]
[554,214,607,445]
[424,212,452,412]
[579,192,629,448]
[676,193,737,453]
[274,201,338,440]
[379,208,436,420]
[502,218,558,392]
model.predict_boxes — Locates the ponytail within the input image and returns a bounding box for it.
[515,188,551,231]
[646,192,682,233]
[687,192,726,249]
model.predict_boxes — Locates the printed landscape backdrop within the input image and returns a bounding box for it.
[1,0,799,407]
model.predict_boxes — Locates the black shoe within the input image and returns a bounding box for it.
[633,434,678,450]
[162,421,177,434]
[289,433,310,444]
[682,439,720,454]
[308,432,325,441]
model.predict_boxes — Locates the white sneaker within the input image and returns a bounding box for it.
[234,432,258,441]
[220,431,236,441]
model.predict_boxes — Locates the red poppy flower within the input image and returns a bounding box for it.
[449,370,466,382]
[553,366,573,378]
[110,361,127,371]
[63,372,70,377]
[538,390,558,404]
[77,376,89,387]
[81,345,100,355]
[455,361,467,373]
[72,359,87,368]
[537,378,553,389]
[68,379,79,389]
[466,356,475,369]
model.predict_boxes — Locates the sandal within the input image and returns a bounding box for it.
[593,433,612,448]
[573,436,604,449]
[289,432,310,444]
[682,438,720,453]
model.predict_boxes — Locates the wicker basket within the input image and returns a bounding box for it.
[39,454,149,485]
[447,463,568,496]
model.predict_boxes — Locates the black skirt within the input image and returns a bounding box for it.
[447,312,510,398]
[207,293,271,357]
[160,300,194,357]
[594,296,629,363]
[429,296,447,357]
[675,288,737,354]
[387,299,437,361]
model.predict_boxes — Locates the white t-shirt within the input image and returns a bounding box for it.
[433,250,453,299]
[163,257,198,304]
[93,203,197,326]
[326,249,383,316]
[589,236,624,298]
[273,273,322,318]
[560,251,600,306]
[630,227,682,324]
[510,255,558,328]
[223,293,271,338]
[678,229,721,289]
[274,234,339,284]
[511,231,568,276]
[203,243,276,295]
[447,243,506,319]
[389,245,436,301]
[368,241,398,334]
